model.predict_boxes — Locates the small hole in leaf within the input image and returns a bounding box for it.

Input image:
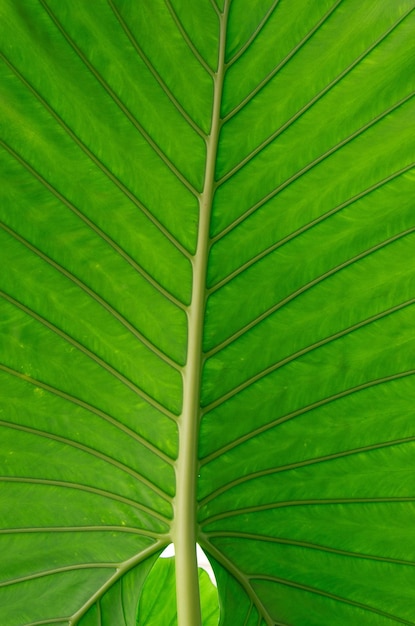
[160,542,217,586]
[137,543,219,624]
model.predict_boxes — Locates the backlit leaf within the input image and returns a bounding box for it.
[1,1,415,624]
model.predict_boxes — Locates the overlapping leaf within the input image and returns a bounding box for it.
[137,557,219,626]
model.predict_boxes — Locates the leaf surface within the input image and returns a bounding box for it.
[137,557,219,626]
[1,1,415,625]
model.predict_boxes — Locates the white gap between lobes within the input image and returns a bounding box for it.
[160,543,217,586]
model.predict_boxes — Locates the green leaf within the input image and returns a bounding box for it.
[1,1,415,625]
[137,557,219,626]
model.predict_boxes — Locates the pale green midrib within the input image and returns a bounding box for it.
[172,4,229,626]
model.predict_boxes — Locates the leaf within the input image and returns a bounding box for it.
[137,557,219,626]
[1,1,415,625]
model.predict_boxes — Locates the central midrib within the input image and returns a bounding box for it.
[172,2,230,625]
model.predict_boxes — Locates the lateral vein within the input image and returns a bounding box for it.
[0,222,182,371]
[0,139,186,310]
[226,0,282,67]
[0,363,175,461]
[201,496,415,526]
[0,419,172,501]
[108,0,206,140]
[223,0,343,123]
[200,435,415,506]
[0,476,170,523]
[217,90,415,200]
[203,297,415,413]
[210,160,415,291]
[0,289,177,421]
[39,0,198,198]
[164,0,215,76]
[205,531,415,568]
[0,51,191,260]
[249,574,414,625]
[200,370,415,464]
[206,228,415,359]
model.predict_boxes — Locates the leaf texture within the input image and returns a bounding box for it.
[1,1,415,625]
